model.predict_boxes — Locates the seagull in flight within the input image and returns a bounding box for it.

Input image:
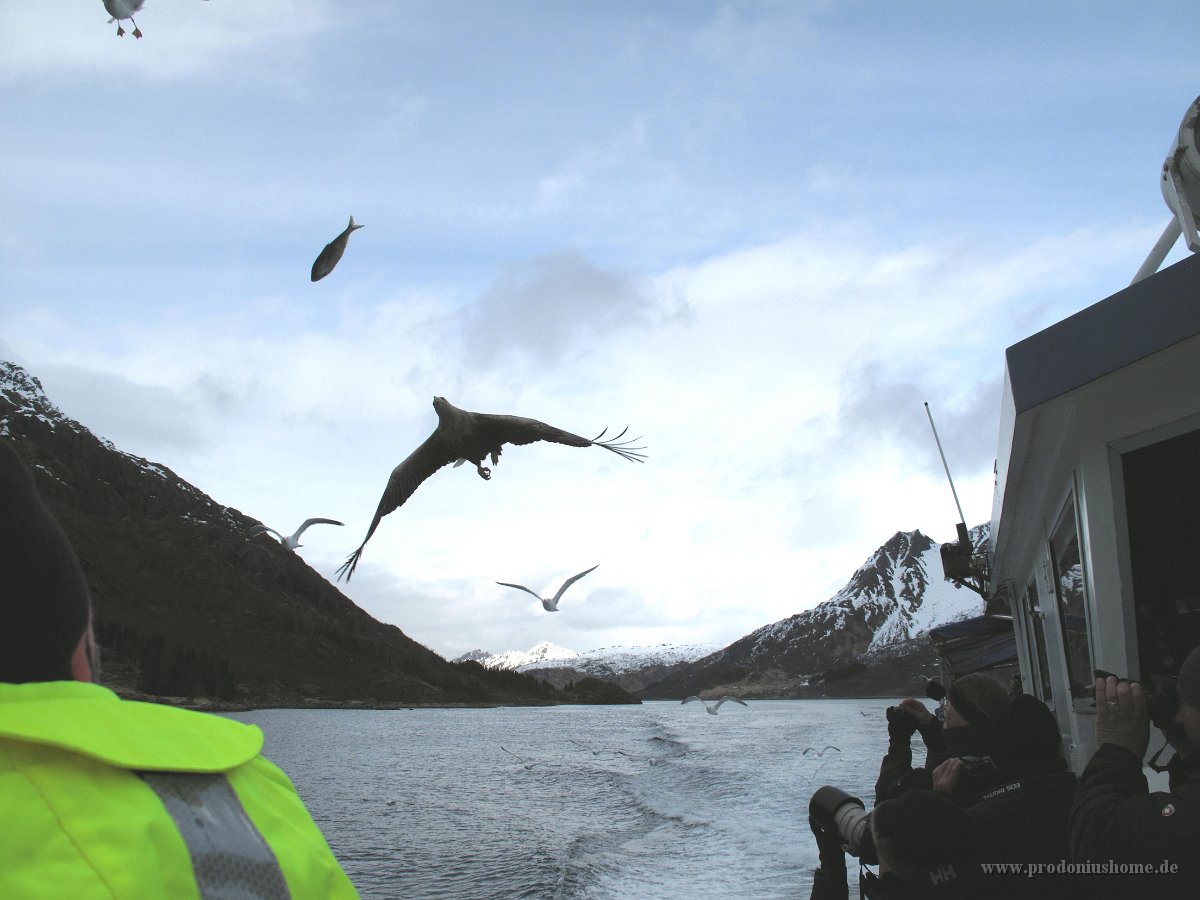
[103,0,207,38]
[497,565,598,612]
[249,518,344,551]
[102,0,145,37]
[803,746,841,757]
[682,695,748,715]
[500,746,544,770]
[337,396,645,580]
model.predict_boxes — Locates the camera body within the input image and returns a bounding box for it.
[1144,675,1181,730]
[1094,668,1181,729]
[955,755,994,776]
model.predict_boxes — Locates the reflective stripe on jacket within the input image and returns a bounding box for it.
[0,680,358,899]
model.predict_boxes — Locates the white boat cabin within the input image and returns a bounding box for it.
[988,251,1200,778]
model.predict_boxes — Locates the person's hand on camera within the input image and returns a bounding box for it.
[808,814,846,870]
[898,698,934,725]
[1094,675,1149,759]
[931,757,964,794]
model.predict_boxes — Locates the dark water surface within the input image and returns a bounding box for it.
[228,699,891,898]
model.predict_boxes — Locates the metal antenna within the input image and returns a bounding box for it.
[924,401,966,524]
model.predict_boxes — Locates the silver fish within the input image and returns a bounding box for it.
[310,216,364,282]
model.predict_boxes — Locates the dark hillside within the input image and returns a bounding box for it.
[1,361,637,708]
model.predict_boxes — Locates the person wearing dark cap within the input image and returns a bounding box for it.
[931,694,1079,899]
[875,672,1011,803]
[0,441,358,898]
[864,790,979,899]
[1067,654,1200,899]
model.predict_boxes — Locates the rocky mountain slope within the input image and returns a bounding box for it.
[639,528,987,698]
[0,360,637,708]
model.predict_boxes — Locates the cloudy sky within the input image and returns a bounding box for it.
[2,2,1196,659]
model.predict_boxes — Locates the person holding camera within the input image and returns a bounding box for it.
[1067,654,1200,898]
[807,785,978,899]
[875,673,1010,803]
[931,693,1079,898]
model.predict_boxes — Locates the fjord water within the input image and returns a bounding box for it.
[227,699,891,898]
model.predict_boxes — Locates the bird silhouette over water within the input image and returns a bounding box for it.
[311,216,364,281]
[683,695,748,715]
[249,518,343,551]
[497,565,598,612]
[802,745,841,757]
[336,396,645,581]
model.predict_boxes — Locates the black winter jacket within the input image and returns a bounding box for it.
[964,756,1079,899]
[1067,743,1200,900]
[874,721,990,803]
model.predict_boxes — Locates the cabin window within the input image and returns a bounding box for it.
[1024,580,1053,703]
[1121,427,1200,679]
[1050,500,1092,699]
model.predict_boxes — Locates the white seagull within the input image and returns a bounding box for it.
[249,518,344,551]
[102,0,145,37]
[103,0,208,39]
[682,695,748,715]
[497,565,598,612]
[500,746,544,770]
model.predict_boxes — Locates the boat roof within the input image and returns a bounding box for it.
[1006,252,1200,416]
[991,252,1200,581]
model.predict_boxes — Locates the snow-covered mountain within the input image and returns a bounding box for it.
[641,528,987,698]
[459,529,985,698]
[456,640,721,674]
[452,641,722,692]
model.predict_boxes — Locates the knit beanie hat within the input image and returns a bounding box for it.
[0,440,91,683]
[1177,644,1200,710]
[871,790,976,887]
[945,672,1010,728]
[986,694,1063,766]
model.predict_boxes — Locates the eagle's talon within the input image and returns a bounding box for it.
[477,466,492,481]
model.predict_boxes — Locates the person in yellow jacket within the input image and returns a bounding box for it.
[0,440,359,899]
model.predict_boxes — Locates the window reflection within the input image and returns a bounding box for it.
[1051,501,1092,699]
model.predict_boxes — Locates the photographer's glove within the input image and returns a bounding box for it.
[886,706,919,743]
[808,814,847,871]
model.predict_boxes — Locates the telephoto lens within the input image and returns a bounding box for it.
[809,785,877,864]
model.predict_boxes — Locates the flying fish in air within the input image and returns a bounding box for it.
[311,216,364,281]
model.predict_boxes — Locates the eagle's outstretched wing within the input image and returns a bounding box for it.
[337,432,454,581]
[473,413,646,463]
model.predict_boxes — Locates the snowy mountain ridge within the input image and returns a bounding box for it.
[454,640,722,675]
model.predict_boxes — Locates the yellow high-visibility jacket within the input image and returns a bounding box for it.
[0,680,358,899]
